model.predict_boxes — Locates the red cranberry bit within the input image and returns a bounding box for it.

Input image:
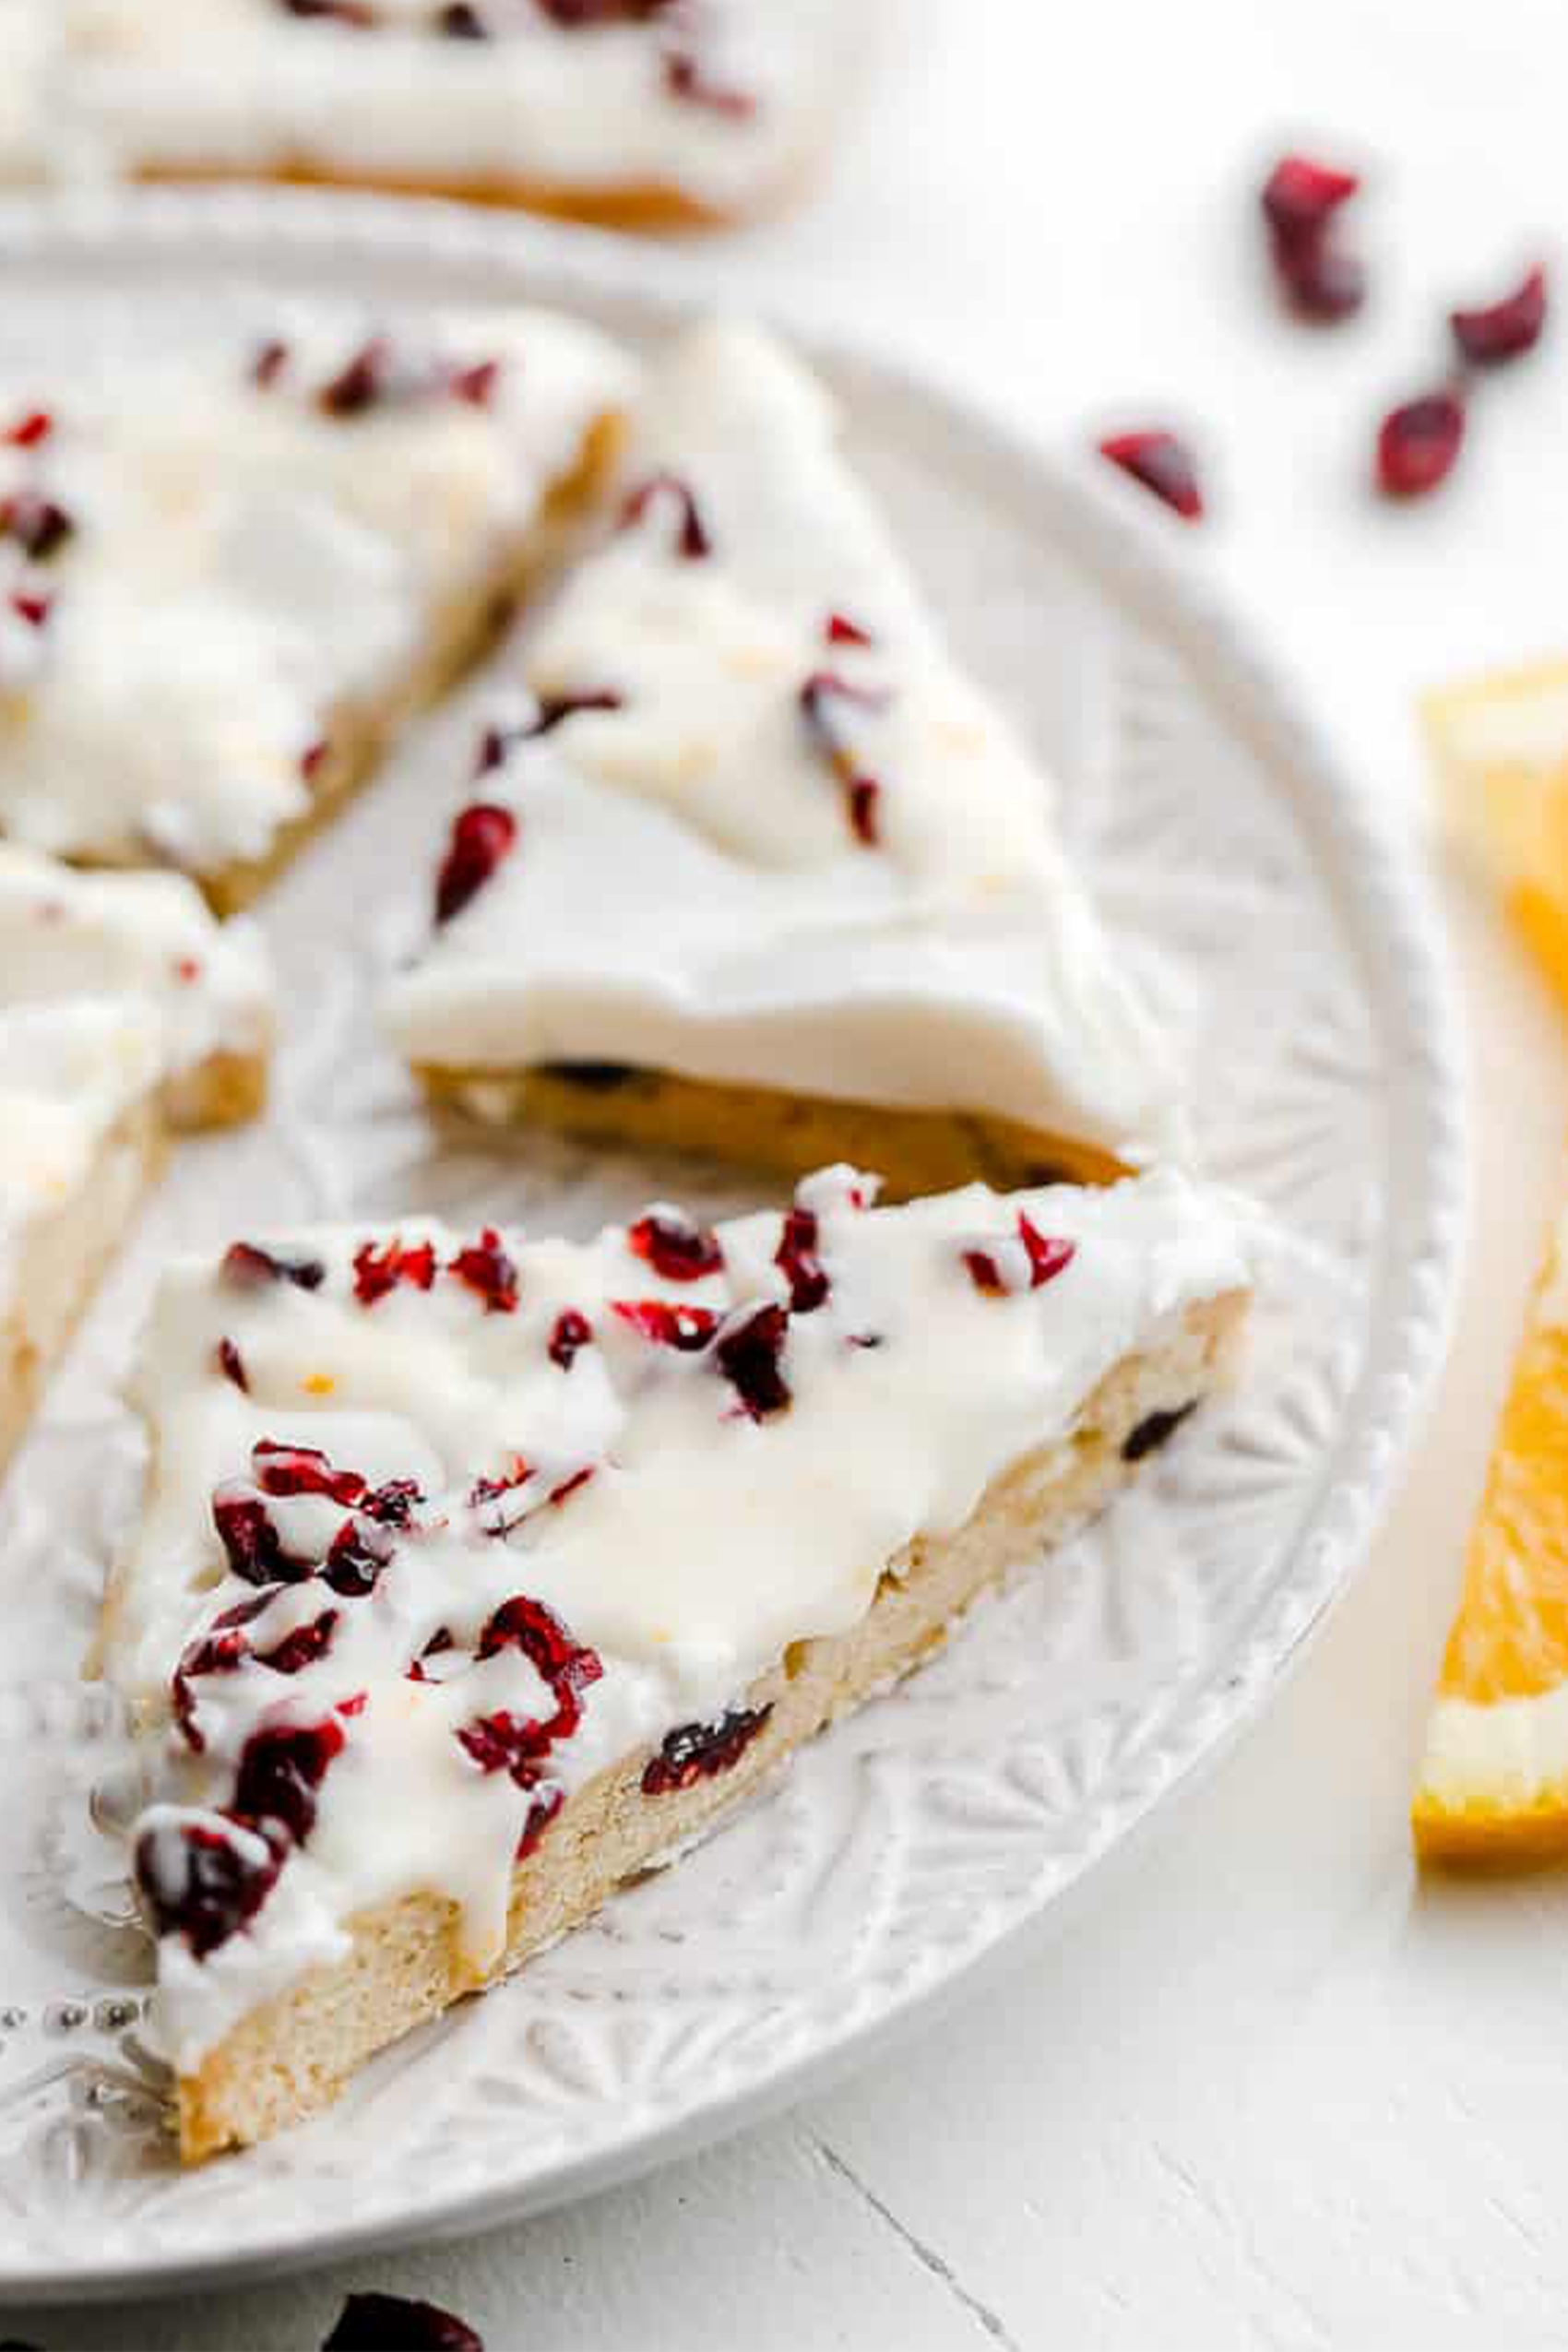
[619,471,711,558]
[1451,265,1548,366]
[612,1298,718,1350]
[825,612,873,647]
[549,1465,594,1508]
[8,591,49,629]
[323,2292,484,2352]
[353,1235,437,1305]
[1376,390,1466,498]
[255,1607,339,1676]
[450,354,499,401]
[1017,1215,1075,1288]
[212,1488,311,1586]
[1278,239,1366,323]
[477,692,623,776]
[434,801,517,924]
[221,1240,325,1292]
[318,337,391,417]
[662,50,755,118]
[232,1716,345,1843]
[775,1205,828,1313]
[470,1462,535,1536]
[548,1308,593,1371]
[324,1514,394,1598]
[136,1816,284,1958]
[301,736,329,782]
[627,1209,723,1282]
[799,671,890,847]
[172,1593,273,1750]
[2,493,73,561]
[1259,154,1365,323]
[438,2,488,33]
[1098,432,1203,520]
[535,0,671,18]
[253,1439,367,1505]
[477,1593,602,1735]
[448,1227,519,1313]
[642,1705,772,1796]
[251,338,290,389]
[457,1706,552,1776]
[4,409,51,448]
[1260,153,1359,243]
[215,1336,249,1392]
[715,1301,790,1420]
[517,1784,564,1859]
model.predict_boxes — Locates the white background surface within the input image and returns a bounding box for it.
[11,4,1568,2344]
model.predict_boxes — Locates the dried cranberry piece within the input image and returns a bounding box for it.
[478,1593,602,1697]
[825,612,873,647]
[438,3,488,34]
[323,1514,395,1598]
[619,471,711,558]
[252,1439,366,1505]
[1280,240,1366,322]
[517,1784,564,1859]
[612,1299,718,1350]
[715,1302,790,1420]
[548,1308,593,1370]
[1451,265,1548,366]
[627,1209,723,1282]
[457,1706,552,1776]
[251,339,290,388]
[449,356,499,405]
[221,1240,326,1292]
[799,671,890,847]
[470,1462,534,1535]
[352,1235,437,1306]
[172,1593,273,1750]
[1098,431,1203,519]
[323,2293,484,2352]
[212,1490,311,1587]
[534,0,671,18]
[963,1215,1075,1297]
[255,1608,339,1676]
[364,1477,422,1526]
[215,1336,248,1392]
[1260,153,1359,243]
[318,339,391,415]
[4,409,51,447]
[136,1816,284,1958]
[3,493,73,561]
[775,1206,828,1313]
[550,1465,594,1509]
[642,1705,772,1795]
[1376,390,1466,497]
[9,592,49,629]
[448,1228,519,1313]
[434,802,517,924]
[233,1717,345,1843]
[662,50,754,117]
[477,691,624,777]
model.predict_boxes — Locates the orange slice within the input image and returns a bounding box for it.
[1421,658,1568,1010]
[1412,1198,1568,1863]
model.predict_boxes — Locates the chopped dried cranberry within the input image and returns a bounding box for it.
[619,471,711,558]
[301,736,329,782]
[353,1235,437,1306]
[252,1439,367,1505]
[476,691,624,777]
[212,1489,310,1586]
[627,1209,723,1282]
[172,1593,273,1750]
[232,1717,345,1843]
[9,592,49,629]
[799,671,890,847]
[662,49,754,117]
[323,1515,394,1598]
[450,355,499,401]
[548,1308,593,1370]
[438,3,488,34]
[4,409,51,447]
[1376,390,1466,497]
[715,1302,790,1420]
[1122,1400,1198,1462]
[251,339,289,388]
[1451,265,1548,365]
[364,1477,422,1526]
[221,1240,326,1292]
[323,2293,484,2352]
[477,1595,601,1738]
[215,1336,249,1392]
[1017,1215,1075,1288]
[457,1707,552,1776]
[1260,153,1359,244]
[470,1463,534,1535]
[448,1228,519,1313]
[1279,240,1366,322]
[826,612,873,647]
[2,493,73,561]
[963,1215,1075,1296]
[136,1816,283,1958]
[517,1784,564,1859]
[318,338,390,416]
[775,1206,828,1313]
[1098,432,1203,519]
[549,1465,594,1508]
[434,802,517,923]
[255,1608,339,1676]
[642,1705,772,1795]
[612,1299,719,1350]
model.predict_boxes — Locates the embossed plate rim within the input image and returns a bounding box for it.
[0,187,1466,2299]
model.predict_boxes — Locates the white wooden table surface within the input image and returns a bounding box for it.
[15,4,1568,2343]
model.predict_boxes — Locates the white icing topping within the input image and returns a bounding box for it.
[104,1164,1247,2066]
[0,1,842,215]
[0,845,272,1268]
[384,324,1183,1165]
[0,309,632,871]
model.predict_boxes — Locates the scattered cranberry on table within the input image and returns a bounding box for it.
[1375,389,1467,498]
[322,2289,484,2349]
[1260,151,1366,321]
[1097,430,1204,520]
[1450,263,1549,366]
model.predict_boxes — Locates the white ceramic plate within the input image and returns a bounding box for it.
[0,191,1464,2301]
